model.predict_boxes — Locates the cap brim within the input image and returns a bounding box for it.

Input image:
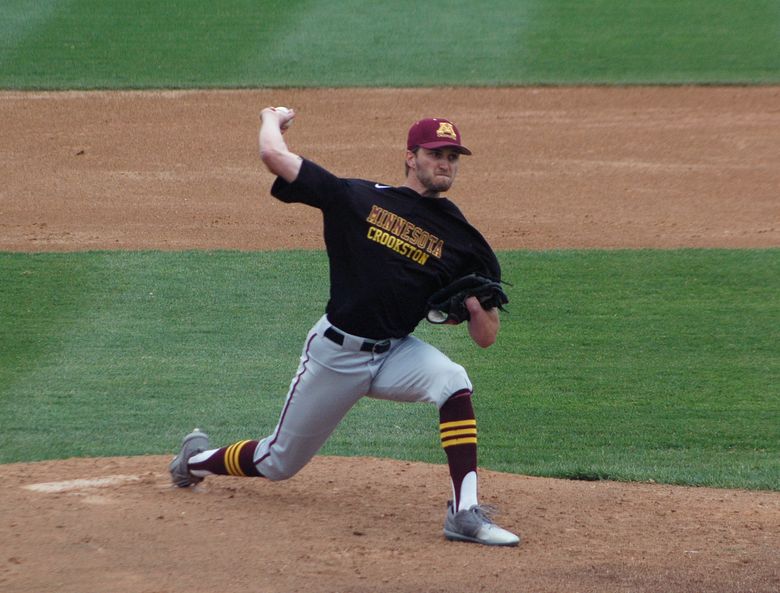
[416,141,472,156]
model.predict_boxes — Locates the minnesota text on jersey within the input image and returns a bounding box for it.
[366,205,444,258]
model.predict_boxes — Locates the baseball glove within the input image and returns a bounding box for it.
[426,273,509,324]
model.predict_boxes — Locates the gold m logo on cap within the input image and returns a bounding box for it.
[436,122,457,140]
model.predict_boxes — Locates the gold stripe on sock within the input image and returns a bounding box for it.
[441,427,477,440]
[440,419,477,431]
[225,440,250,476]
[441,437,478,448]
[224,443,238,476]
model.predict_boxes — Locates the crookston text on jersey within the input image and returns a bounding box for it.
[366,205,444,266]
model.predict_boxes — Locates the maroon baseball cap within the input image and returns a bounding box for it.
[406,118,472,155]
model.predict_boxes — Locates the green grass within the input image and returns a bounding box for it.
[1,0,778,88]
[1,249,778,490]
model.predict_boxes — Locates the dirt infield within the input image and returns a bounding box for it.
[1,87,778,251]
[1,87,779,593]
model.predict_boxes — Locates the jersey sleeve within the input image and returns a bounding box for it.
[270,159,345,210]
[469,248,502,281]
[438,198,502,281]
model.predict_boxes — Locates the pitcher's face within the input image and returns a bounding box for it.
[408,147,460,195]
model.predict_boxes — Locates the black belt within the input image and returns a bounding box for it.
[324,326,391,354]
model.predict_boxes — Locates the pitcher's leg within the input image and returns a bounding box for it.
[188,438,263,479]
[439,390,478,511]
[187,320,371,482]
[253,327,371,480]
[367,336,472,407]
[368,338,477,509]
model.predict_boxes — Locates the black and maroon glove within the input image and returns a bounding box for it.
[426,273,509,324]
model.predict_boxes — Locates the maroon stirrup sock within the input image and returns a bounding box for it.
[439,390,477,510]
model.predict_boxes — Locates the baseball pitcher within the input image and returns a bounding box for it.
[170,107,519,546]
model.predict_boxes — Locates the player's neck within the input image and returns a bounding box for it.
[401,178,442,199]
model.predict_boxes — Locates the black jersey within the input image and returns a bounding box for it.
[271,159,501,339]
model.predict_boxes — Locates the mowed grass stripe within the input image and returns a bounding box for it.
[0,249,777,489]
[1,0,778,88]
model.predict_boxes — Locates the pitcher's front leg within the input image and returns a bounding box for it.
[254,330,370,480]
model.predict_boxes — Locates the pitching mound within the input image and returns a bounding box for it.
[2,455,778,593]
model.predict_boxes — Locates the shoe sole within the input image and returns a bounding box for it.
[443,529,520,547]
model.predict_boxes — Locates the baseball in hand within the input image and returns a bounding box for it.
[275,106,294,129]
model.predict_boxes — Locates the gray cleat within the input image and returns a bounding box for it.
[443,501,520,546]
[169,429,210,487]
